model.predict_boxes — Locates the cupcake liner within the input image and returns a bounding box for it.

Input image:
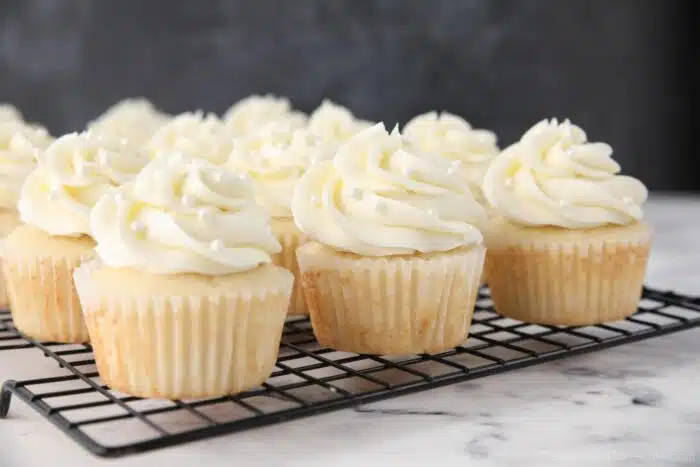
[271,218,309,316]
[484,220,652,326]
[74,262,294,399]
[2,228,94,343]
[0,209,22,309]
[297,243,485,356]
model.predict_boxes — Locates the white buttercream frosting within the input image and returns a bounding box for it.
[482,118,648,229]
[228,122,329,218]
[18,132,148,237]
[292,123,486,256]
[403,111,499,202]
[88,98,169,145]
[307,100,373,150]
[224,94,306,136]
[0,120,53,208]
[146,111,231,164]
[91,154,281,275]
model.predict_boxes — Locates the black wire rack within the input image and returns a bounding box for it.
[1,286,699,459]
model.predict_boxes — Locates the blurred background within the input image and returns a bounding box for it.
[0,0,696,191]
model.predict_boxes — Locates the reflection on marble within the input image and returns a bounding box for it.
[1,195,699,467]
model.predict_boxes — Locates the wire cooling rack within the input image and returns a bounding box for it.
[1,286,700,458]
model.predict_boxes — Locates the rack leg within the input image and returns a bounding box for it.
[0,380,15,418]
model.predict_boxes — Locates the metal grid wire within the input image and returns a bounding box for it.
[1,286,699,458]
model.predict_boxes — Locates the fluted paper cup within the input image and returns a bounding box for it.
[271,217,310,316]
[483,218,652,326]
[297,242,485,356]
[73,262,294,400]
[2,224,93,343]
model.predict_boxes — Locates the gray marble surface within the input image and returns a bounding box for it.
[0,194,699,466]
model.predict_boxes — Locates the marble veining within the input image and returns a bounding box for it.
[0,194,699,467]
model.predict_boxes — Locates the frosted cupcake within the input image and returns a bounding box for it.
[224,94,306,136]
[87,98,169,145]
[0,120,53,308]
[73,154,293,399]
[146,111,230,164]
[307,100,373,154]
[2,132,147,342]
[482,118,651,326]
[293,123,486,355]
[228,122,329,316]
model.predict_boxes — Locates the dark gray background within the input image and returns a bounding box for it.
[0,0,696,190]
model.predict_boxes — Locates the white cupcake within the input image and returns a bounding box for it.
[74,154,293,399]
[228,122,329,315]
[2,132,147,342]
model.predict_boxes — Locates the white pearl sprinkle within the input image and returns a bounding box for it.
[213,172,223,183]
[181,195,196,208]
[427,209,437,217]
[119,138,129,145]
[114,192,125,204]
[48,188,61,201]
[351,188,363,201]
[310,195,318,204]
[558,199,571,208]
[210,239,224,251]
[130,221,145,233]
[623,196,634,205]
[375,201,388,215]
[504,178,514,187]
[197,207,213,222]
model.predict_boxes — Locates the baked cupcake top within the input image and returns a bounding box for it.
[0,120,53,209]
[0,104,22,122]
[147,111,230,164]
[224,94,307,136]
[403,111,499,203]
[292,123,486,256]
[91,154,281,275]
[19,132,148,237]
[482,118,648,229]
[227,122,328,218]
[87,98,169,145]
[307,100,373,151]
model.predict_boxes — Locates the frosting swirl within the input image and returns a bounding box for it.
[19,132,148,237]
[224,94,306,136]
[403,111,499,202]
[0,120,53,208]
[482,118,648,229]
[91,154,281,275]
[88,98,169,145]
[0,104,22,122]
[307,100,373,150]
[228,122,329,218]
[291,123,485,256]
[147,111,231,164]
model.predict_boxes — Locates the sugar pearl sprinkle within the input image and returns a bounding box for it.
[375,201,388,215]
[197,207,213,222]
[114,192,126,204]
[210,239,224,251]
[447,160,462,175]
[558,199,571,208]
[351,188,363,201]
[130,220,145,233]
[181,195,196,208]
[427,209,437,217]
[623,196,634,205]
[504,178,514,187]
[310,195,318,205]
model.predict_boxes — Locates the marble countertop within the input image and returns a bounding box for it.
[1,194,699,467]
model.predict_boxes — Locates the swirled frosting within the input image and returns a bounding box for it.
[146,111,231,164]
[0,104,22,122]
[291,123,486,256]
[403,111,499,202]
[228,122,329,218]
[482,118,648,229]
[19,132,148,237]
[224,94,307,136]
[0,120,53,208]
[307,100,373,150]
[88,98,169,145]
[91,154,281,275]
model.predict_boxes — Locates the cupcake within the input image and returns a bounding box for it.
[224,94,307,136]
[228,122,329,316]
[73,154,293,399]
[146,111,230,164]
[87,98,169,145]
[2,132,147,342]
[307,100,373,155]
[482,118,651,326]
[292,123,486,355]
[0,120,53,308]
